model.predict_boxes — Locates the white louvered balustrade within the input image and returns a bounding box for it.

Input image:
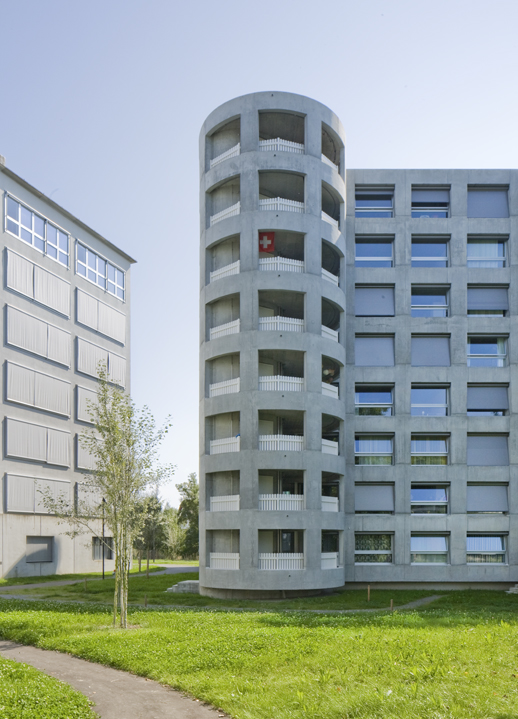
[210,201,241,226]
[259,138,304,154]
[322,382,339,399]
[210,143,240,168]
[259,375,304,392]
[322,211,339,228]
[210,260,240,283]
[209,436,240,455]
[321,267,339,286]
[321,325,339,342]
[259,257,304,273]
[259,197,304,213]
[259,553,304,570]
[321,154,339,171]
[209,377,240,397]
[321,496,339,512]
[210,552,240,569]
[259,435,304,451]
[259,494,304,511]
[210,495,240,512]
[322,439,339,455]
[210,318,240,340]
[321,552,339,569]
[259,316,304,333]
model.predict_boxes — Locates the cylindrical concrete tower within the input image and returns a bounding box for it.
[199,92,346,598]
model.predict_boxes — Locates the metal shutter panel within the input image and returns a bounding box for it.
[46,428,70,467]
[34,372,70,416]
[467,485,508,512]
[76,289,99,331]
[467,288,508,311]
[108,352,126,387]
[6,362,34,406]
[6,250,34,298]
[355,287,394,316]
[7,307,47,357]
[77,338,107,378]
[355,484,394,512]
[411,189,449,202]
[77,435,96,471]
[467,386,508,410]
[467,435,509,466]
[47,325,70,366]
[6,475,35,512]
[34,478,70,513]
[355,337,394,366]
[467,190,509,218]
[6,418,47,461]
[98,301,126,344]
[411,336,450,366]
[34,265,70,316]
[77,386,98,424]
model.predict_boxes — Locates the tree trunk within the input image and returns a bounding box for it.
[138,549,142,573]
[146,548,150,579]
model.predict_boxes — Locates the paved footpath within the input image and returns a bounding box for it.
[0,639,228,719]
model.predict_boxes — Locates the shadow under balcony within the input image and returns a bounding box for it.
[259,290,304,333]
[259,171,305,214]
[207,471,240,512]
[208,235,240,284]
[322,181,342,229]
[258,349,304,392]
[321,122,342,173]
[258,529,304,570]
[258,470,304,511]
[207,529,240,569]
[207,294,240,341]
[208,176,240,227]
[322,472,340,512]
[322,298,341,342]
[322,240,341,286]
[258,409,304,451]
[322,413,340,455]
[322,355,341,399]
[207,411,240,455]
[259,230,304,273]
[259,111,305,154]
[207,353,240,398]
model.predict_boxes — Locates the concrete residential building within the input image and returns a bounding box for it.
[199,91,518,598]
[0,156,134,578]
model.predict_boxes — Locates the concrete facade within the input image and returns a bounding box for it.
[199,92,518,597]
[0,158,134,578]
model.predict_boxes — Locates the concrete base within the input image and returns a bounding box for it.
[199,585,335,600]
[341,582,514,591]
[167,580,200,594]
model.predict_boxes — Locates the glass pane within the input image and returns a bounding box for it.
[411,456,447,465]
[6,218,19,235]
[356,194,393,207]
[47,224,57,246]
[467,536,504,552]
[77,264,86,277]
[47,244,58,259]
[116,269,124,287]
[107,281,116,294]
[33,215,44,237]
[355,259,393,267]
[412,242,448,257]
[411,504,447,514]
[411,536,447,551]
[356,390,392,404]
[411,406,447,417]
[97,275,106,289]
[6,197,19,220]
[355,210,393,218]
[58,231,68,251]
[411,438,447,453]
[108,264,116,281]
[58,251,68,266]
[468,339,502,354]
[21,228,32,244]
[34,237,45,252]
[411,487,447,502]
[411,293,447,305]
[77,244,86,263]
[411,388,447,405]
[355,553,392,563]
[412,210,448,218]
[467,241,504,258]
[466,553,504,563]
[356,437,393,453]
[355,243,392,258]
[356,407,392,416]
[355,456,392,465]
[412,259,448,268]
[20,206,32,229]
[411,553,447,563]
[116,287,124,299]
[355,534,392,551]
[87,251,96,269]
[97,258,107,276]
[88,269,96,282]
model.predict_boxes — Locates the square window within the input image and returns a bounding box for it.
[411,336,450,367]
[467,385,508,416]
[467,188,509,218]
[355,336,395,367]
[467,286,508,316]
[411,188,450,218]
[411,287,449,317]
[355,534,393,563]
[411,435,449,465]
[411,387,448,416]
[355,188,394,218]
[411,535,448,564]
[467,435,509,466]
[355,435,393,465]
[355,237,393,267]
[466,535,506,564]
[411,485,448,514]
[467,336,507,367]
[26,536,53,563]
[355,286,395,316]
[355,386,393,416]
[93,536,114,560]
[411,237,449,267]
[467,485,508,513]
[467,238,506,268]
[355,484,394,514]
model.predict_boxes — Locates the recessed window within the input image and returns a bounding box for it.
[355,335,395,367]
[5,195,69,266]
[411,535,448,564]
[411,287,449,317]
[26,536,53,563]
[467,337,507,367]
[355,435,393,465]
[354,484,394,514]
[355,188,394,218]
[93,536,114,560]
[355,237,393,267]
[411,188,449,218]
[355,386,393,416]
[467,484,508,513]
[466,535,506,564]
[411,485,448,514]
[355,534,393,563]
[411,237,448,267]
[467,286,508,316]
[467,188,509,218]
[411,435,448,465]
[76,243,125,300]
[355,286,395,317]
[467,238,506,268]
[411,387,448,416]
[467,435,509,466]
[467,385,508,416]
[411,336,450,367]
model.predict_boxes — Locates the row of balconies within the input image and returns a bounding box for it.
[209,552,339,570]
[209,377,338,400]
[209,436,338,456]
[209,494,339,512]
[209,259,339,287]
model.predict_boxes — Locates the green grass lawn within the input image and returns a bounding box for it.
[0,591,517,718]
[0,565,166,588]
[0,655,97,718]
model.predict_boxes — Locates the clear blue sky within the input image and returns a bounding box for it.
[1,0,517,505]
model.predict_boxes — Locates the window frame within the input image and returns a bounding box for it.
[411,434,449,466]
[355,385,394,416]
[411,385,449,417]
[76,241,126,302]
[354,434,394,466]
[411,187,450,218]
[355,187,394,218]
[411,286,449,318]
[354,533,393,564]
[411,236,449,267]
[411,534,449,564]
[466,534,506,564]
[411,484,449,514]
[467,237,507,268]
[467,336,507,368]
[354,236,394,267]
[93,536,114,560]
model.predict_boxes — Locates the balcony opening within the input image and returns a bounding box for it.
[207,529,240,569]
[208,117,240,169]
[322,240,341,285]
[207,293,240,341]
[322,356,340,399]
[322,181,342,229]
[259,111,305,153]
[207,353,240,398]
[258,349,304,392]
[321,122,342,173]
[207,471,240,512]
[322,531,341,569]
[322,414,340,455]
[259,529,304,569]
[206,412,240,455]
[322,472,340,512]
[322,298,341,342]
[259,470,304,510]
[259,171,305,213]
[259,230,304,273]
[208,176,240,227]
[259,290,304,333]
[208,235,240,284]
[258,409,304,451]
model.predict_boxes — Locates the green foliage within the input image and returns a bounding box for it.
[176,473,199,558]
[162,505,186,559]
[0,656,96,718]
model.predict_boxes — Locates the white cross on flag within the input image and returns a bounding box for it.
[259,232,275,253]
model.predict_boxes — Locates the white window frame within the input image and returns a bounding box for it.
[466,535,506,564]
[354,533,393,564]
[354,434,394,466]
[411,535,449,564]
[467,238,507,268]
[411,435,449,465]
[354,237,394,267]
[355,386,394,416]
[411,287,449,317]
[411,386,449,417]
[76,241,125,301]
[411,484,449,514]
[355,188,394,218]
[411,237,449,267]
[467,336,507,368]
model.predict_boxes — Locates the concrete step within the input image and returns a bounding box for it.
[505,585,518,594]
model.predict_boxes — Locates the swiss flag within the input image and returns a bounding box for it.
[259,231,275,253]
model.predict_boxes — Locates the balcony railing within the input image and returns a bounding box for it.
[259,494,304,511]
[322,439,339,455]
[210,201,241,227]
[321,154,339,171]
[259,316,304,332]
[259,553,304,570]
[210,318,240,340]
[209,378,240,397]
[321,552,339,569]
[210,143,240,169]
[210,552,239,569]
[259,257,304,273]
[322,211,339,229]
[321,325,339,342]
[322,496,339,512]
[322,382,339,399]
[259,375,304,392]
[210,495,240,512]
[210,260,240,283]
[259,138,304,154]
[321,267,339,286]
[209,436,240,455]
[259,435,304,451]
[259,197,304,213]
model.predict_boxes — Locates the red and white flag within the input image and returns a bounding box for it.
[259,231,275,253]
